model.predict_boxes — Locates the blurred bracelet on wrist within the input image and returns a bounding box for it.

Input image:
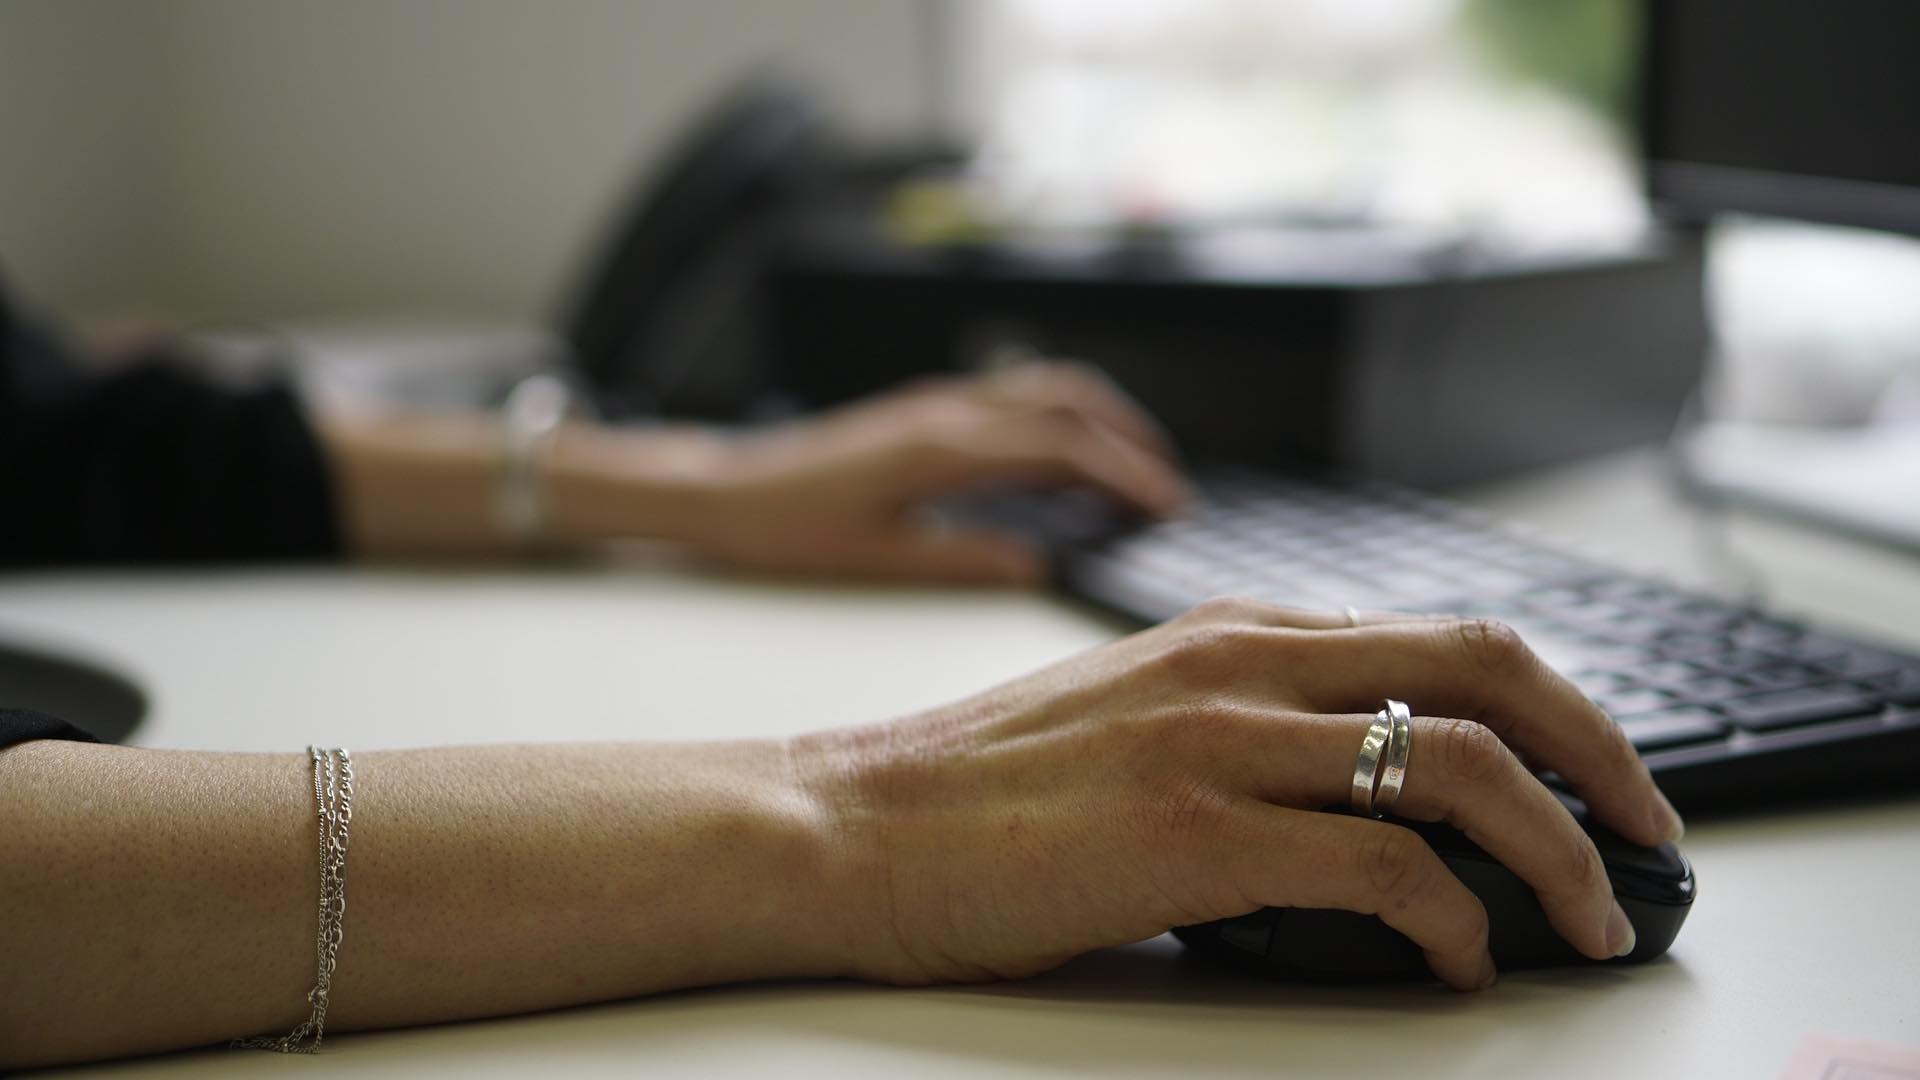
[495,374,579,546]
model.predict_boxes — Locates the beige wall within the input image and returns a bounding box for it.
[0,0,169,317]
[0,0,939,324]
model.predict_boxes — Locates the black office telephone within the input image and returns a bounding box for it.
[556,69,833,421]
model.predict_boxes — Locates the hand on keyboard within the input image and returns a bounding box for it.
[689,361,1190,583]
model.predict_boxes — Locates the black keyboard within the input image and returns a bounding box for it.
[1011,468,1920,810]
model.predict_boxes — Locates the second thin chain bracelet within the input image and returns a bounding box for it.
[233,746,355,1055]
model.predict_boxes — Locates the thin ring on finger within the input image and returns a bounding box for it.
[1350,711,1391,817]
[1374,699,1413,817]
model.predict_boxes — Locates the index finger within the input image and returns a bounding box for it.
[983,362,1181,464]
[906,412,1191,518]
[1258,618,1685,848]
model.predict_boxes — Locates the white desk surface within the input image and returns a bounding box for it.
[7,450,1919,1078]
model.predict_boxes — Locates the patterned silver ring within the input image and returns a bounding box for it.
[1374,699,1413,817]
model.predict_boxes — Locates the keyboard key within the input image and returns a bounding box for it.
[1617,708,1729,750]
[1656,602,1742,631]
[1777,632,1852,665]
[1741,664,1826,692]
[1722,686,1883,731]
[1880,669,1920,708]
[1572,670,1636,696]
[1651,633,1736,660]
[1591,615,1678,645]
[1589,578,1661,603]
[1597,688,1677,718]
[1672,675,1751,704]
[1506,553,1591,579]
[1696,648,1779,677]
[1630,660,1706,688]
[1575,644,1657,671]
[1727,619,1806,650]
[1456,567,1533,593]
[1813,648,1905,681]
[1518,586,1590,610]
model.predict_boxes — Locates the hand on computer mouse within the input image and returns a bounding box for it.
[792,598,1686,991]
[687,361,1190,582]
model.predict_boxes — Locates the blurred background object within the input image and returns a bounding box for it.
[2,0,1916,495]
[951,0,1646,248]
[0,0,941,325]
[0,0,1662,326]
[1635,0,1920,551]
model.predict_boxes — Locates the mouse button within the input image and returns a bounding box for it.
[1550,787,1589,819]
[1615,892,1692,962]
[1442,858,1583,970]
[1607,849,1696,906]
[1271,909,1427,981]
[1399,817,1487,861]
[1582,819,1691,882]
[1576,814,1693,894]
[1214,911,1276,958]
[1597,837,1688,879]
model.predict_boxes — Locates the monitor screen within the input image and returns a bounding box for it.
[1642,0,1920,236]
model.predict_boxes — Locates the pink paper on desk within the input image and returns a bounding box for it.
[1781,1036,1920,1080]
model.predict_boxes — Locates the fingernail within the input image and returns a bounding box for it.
[1605,900,1637,958]
[1476,956,1498,990]
[1651,788,1685,844]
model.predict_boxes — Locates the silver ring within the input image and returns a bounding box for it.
[1342,605,1362,628]
[1349,710,1391,816]
[1374,699,1413,817]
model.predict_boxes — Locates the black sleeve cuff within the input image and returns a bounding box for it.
[0,707,100,750]
[0,361,342,565]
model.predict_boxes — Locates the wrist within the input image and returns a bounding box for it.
[648,735,880,987]
[541,423,739,548]
[782,726,908,984]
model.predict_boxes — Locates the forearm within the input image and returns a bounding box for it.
[316,410,733,559]
[0,739,852,1069]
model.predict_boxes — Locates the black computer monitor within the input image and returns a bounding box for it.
[1641,0,1920,237]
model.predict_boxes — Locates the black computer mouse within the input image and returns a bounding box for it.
[1173,798,1695,982]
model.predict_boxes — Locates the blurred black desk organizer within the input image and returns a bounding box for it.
[563,71,1708,490]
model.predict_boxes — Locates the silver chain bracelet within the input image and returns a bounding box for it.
[234,746,355,1054]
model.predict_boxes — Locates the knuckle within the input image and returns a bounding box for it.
[1187,596,1265,625]
[1147,627,1232,684]
[1051,359,1106,384]
[1174,621,1264,661]
[1450,617,1529,674]
[1565,834,1607,893]
[898,373,955,400]
[1433,718,1510,788]
[1460,899,1492,955]
[1139,698,1244,747]
[1357,828,1431,907]
[903,423,967,460]
[1039,413,1091,450]
[1603,715,1647,767]
[1056,365,1120,403]
[1138,775,1230,845]
[1037,401,1086,428]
